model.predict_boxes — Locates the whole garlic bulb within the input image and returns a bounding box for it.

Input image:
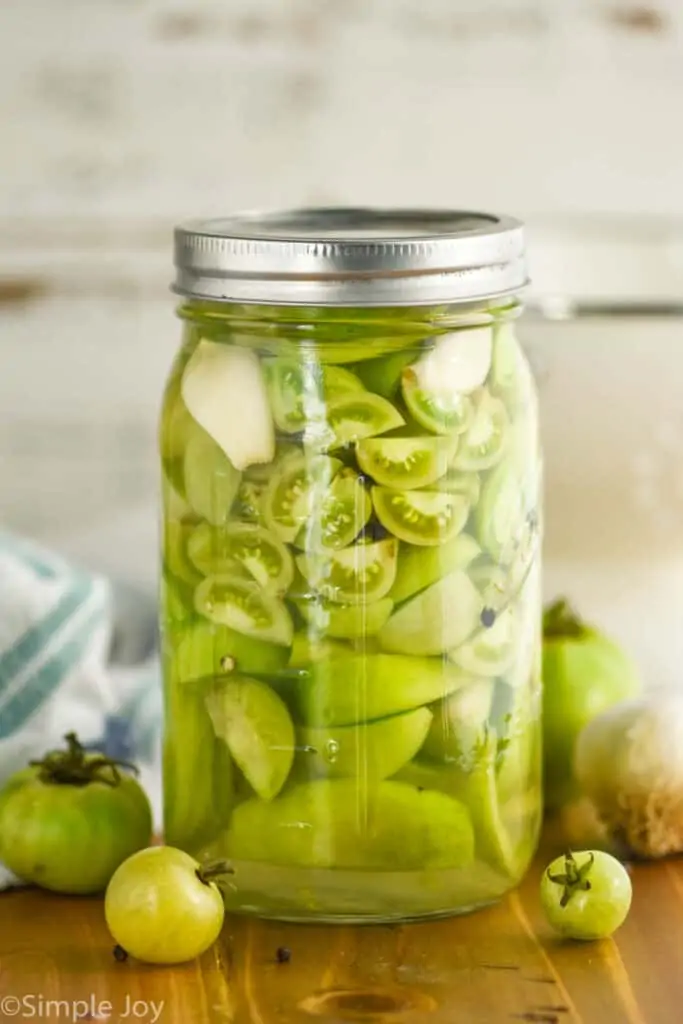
[574,691,683,858]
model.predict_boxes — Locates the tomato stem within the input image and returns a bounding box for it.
[543,598,587,640]
[196,860,235,885]
[546,849,594,907]
[29,732,140,787]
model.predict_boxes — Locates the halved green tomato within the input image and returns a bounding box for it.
[379,570,482,656]
[297,468,372,551]
[297,706,433,781]
[356,435,457,490]
[187,522,294,596]
[401,371,473,436]
[183,430,242,526]
[421,678,494,765]
[295,596,393,640]
[325,392,404,448]
[389,533,481,605]
[295,537,398,605]
[205,676,295,801]
[263,451,342,544]
[296,653,473,726]
[354,350,418,399]
[450,390,509,472]
[475,459,526,563]
[449,605,517,676]
[172,618,290,682]
[372,487,470,547]
[226,778,475,870]
[195,573,294,649]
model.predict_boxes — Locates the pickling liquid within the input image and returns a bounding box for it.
[159,301,542,922]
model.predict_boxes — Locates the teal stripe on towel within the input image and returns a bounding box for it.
[0,533,60,580]
[0,575,94,691]
[0,603,104,740]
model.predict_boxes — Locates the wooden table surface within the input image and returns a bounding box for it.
[1,828,681,1024]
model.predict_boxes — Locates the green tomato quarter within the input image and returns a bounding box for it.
[540,850,632,941]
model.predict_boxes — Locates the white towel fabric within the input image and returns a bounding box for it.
[0,530,163,889]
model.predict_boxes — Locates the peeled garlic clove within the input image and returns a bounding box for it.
[575,692,683,858]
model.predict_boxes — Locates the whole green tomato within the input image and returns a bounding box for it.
[540,849,632,940]
[105,846,229,965]
[542,599,640,811]
[0,732,152,894]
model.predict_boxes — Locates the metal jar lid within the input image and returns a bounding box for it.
[172,207,527,306]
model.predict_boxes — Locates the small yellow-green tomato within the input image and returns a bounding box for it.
[540,849,632,941]
[104,847,228,965]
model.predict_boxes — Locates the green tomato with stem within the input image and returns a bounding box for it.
[105,846,230,964]
[540,849,632,940]
[542,598,641,811]
[0,733,152,894]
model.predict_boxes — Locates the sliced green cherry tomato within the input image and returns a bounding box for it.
[378,569,482,656]
[296,706,433,781]
[187,521,294,596]
[226,779,475,870]
[173,618,290,681]
[389,532,481,605]
[325,392,405,448]
[372,487,470,546]
[296,537,398,605]
[194,573,294,647]
[448,605,517,676]
[296,467,372,552]
[263,451,342,544]
[401,370,473,436]
[476,459,527,563]
[205,676,295,801]
[295,596,394,640]
[354,350,418,399]
[356,435,457,490]
[263,359,365,436]
[450,390,510,472]
[295,653,474,726]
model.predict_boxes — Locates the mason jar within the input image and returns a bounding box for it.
[159,208,542,923]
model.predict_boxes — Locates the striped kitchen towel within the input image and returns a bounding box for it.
[0,530,163,889]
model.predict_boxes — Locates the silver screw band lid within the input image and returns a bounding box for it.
[172,207,527,306]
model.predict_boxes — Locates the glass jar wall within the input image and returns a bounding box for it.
[159,210,542,923]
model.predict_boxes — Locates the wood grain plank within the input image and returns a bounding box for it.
[1,842,683,1023]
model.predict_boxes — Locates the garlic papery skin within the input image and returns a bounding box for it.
[574,691,683,858]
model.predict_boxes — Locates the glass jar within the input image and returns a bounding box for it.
[159,208,542,923]
[522,216,683,693]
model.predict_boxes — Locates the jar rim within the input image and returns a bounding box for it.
[172,206,528,307]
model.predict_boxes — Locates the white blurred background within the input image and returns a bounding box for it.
[1,0,682,606]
